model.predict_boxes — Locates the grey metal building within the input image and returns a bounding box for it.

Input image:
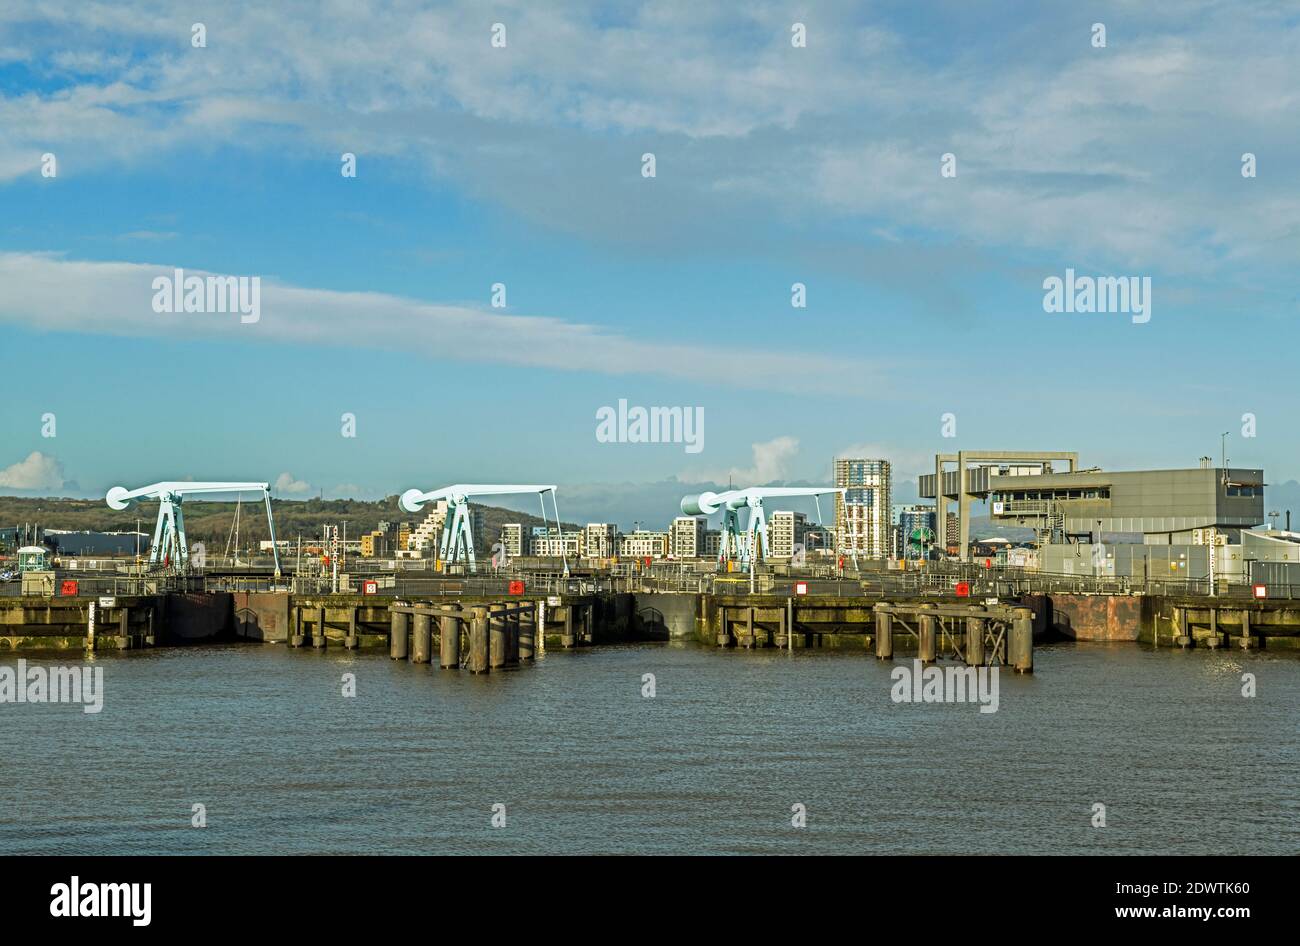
[986,466,1264,544]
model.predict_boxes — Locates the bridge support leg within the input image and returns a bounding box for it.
[742,607,755,649]
[292,606,305,648]
[874,606,893,660]
[1207,608,1221,649]
[717,606,729,647]
[519,605,536,660]
[389,611,409,660]
[412,612,431,664]
[1240,611,1254,649]
[584,603,594,645]
[468,608,490,674]
[440,614,461,669]
[918,604,936,664]
[1010,607,1033,673]
[117,607,130,650]
[489,606,507,669]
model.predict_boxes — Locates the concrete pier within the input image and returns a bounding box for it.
[918,604,937,664]
[874,605,892,659]
[468,608,489,674]
[312,605,327,648]
[411,612,431,664]
[505,608,520,665]
[1010,607,1033,673]
[389,610,409,660]
[519,605,536,660]
[562,606,577,649]
[440,613,461,669]
[489,607,507,669]
[966,610,986,666]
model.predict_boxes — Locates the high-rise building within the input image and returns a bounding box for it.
[670,516,706,558]
[834,458,892,558]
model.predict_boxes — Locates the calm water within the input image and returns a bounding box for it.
[1,642,1296,855]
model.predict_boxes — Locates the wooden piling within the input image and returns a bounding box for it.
[966,613,986,666]
[439,614,461,669]
[389,610,409,660]
[412,612,431,664]
[468,607,490,674]
[1010,607,1033,673]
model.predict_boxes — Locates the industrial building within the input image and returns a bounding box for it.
[920,450,1079,561]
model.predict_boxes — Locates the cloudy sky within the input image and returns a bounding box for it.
[1,1,1298,526]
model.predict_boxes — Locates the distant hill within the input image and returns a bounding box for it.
[0,495,578,554]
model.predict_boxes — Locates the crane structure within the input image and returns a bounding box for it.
[106,481,281,577]
[399,484,566,575]
[681,486,845,571]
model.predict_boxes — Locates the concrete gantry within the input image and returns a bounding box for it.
[921,450,1078,562]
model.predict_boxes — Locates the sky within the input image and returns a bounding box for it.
[1,1,1298,528]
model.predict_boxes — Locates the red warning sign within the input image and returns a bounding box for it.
[955,581,970,597]
[508,580,526,595]
[60,580,79,596]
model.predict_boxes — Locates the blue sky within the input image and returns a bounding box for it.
[1,1,1298,527]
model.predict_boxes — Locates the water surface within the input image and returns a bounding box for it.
[1,642,1296,855]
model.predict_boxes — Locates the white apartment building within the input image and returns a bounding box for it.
[499,523,523,558]
[704,530,722,559]
[530,529,584,557]
[583,523,618,559]
[670,516,707,558]
[834,458,892,559]
[618,530,669,559]
[408,500,449,552]
[767,510,810,560]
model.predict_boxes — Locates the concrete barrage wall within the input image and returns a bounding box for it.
[1023,592,1149,641]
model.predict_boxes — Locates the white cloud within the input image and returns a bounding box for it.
[0,253,866,394]
[688,435,800,486]
[274,472,312,495]
[0,451,66,490]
